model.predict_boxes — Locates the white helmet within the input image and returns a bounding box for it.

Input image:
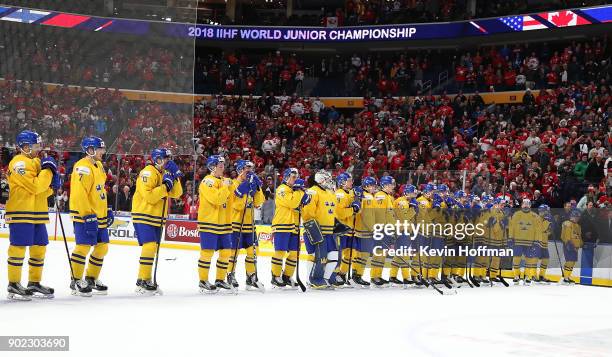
[314,170,335,191]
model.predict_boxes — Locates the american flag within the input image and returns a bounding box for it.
[499,15,547,31]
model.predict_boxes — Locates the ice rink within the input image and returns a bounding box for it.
[1,239,612,357]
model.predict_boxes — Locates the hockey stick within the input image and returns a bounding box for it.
[152,197,167,286]
[295,206,307,292]
[229,196,249,277]
[552,230,566,283]
[381,236,448,295]
[55,190,75,281]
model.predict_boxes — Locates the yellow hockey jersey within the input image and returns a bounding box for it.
[272,183,304,234]
[69,157,109,228]
[354,192,376,238]
[537,216,552,247]
[335,188,355,230]
[394,196,417,223]
[197,174,232,235]
[303,185,337,235]
[231,177,265,233]
[374,191,396,226]
[131,165,183,227]
[5,154,53,224]
[561,220,582,248]
[508,210,540,246]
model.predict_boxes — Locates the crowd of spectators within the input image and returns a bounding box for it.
[0,23,193,92]
[219,0,608,27]
[196,36,610,98]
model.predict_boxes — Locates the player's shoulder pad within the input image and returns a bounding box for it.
[335,190,345,199]
[374,192,385,200]
[12,160,26,175]
[75,166,91,175]
[363,192,374,199]
[306,188,317,195]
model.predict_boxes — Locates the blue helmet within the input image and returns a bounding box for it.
[403,184,417,195]
[570,209,581,219]
[438,184,449,192]
[380,175,395,188]
[336,172,352,187]
[481,194,492,202]
[433,193,442,202]
[422,183,434,193]
[234,159,254,174]
[493,197,504,205]
[151,148,172,164]
[362,176,378,188]
[454,190,466,199]
[16,130,41,148]
[538,204,550,214]
[206,155,225,171]
[282,168,299,183]
[81,136,105,153]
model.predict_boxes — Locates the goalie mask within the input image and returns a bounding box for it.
[314,170,334,191]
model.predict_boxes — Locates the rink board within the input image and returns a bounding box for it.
[0,210,610,286]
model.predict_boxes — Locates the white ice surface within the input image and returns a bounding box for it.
[1,239,612,357]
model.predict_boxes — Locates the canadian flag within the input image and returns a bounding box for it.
[541,10,591,27]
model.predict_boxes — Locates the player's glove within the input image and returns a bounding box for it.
[107,208,114,227]
[249,172,263,189]
[83,214,98,239]
[50,173,62,190]
[235,178,251,198]
[351,199,361,213]
[162,173,174,191]
[353,186,364,199]
[300,193,311,206]
[41,156,58,175]
[293,179,305,191]
[165,160,182,179]
[488,216,497,227]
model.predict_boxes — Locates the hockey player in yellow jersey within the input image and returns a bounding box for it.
[473,195,493,284]
[482,197,508,284]
[69,136,111,296]
[5,130,59,300]
[131,148,183,295]
[448,190,469,285]
[349,176,377,288]
[271,168,309,289]
[414,184,434,283]
[226,159,265,291]
[508,198,540,285]
[302,170,338,289]
[560,209,582,284]
[369,175,396,288]
[197,155,235,293]
[426,188,448,285]
[333,172,360,288]
[388,184,418,286]
[535,204,554,284]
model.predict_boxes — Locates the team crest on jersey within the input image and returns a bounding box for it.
[306,189,317,195]
[278,187,286,197]
[141,171,151,178]
[336,192,345,200]
[204,178,215,187]
[13,161,26,175]
[75,166,91,175]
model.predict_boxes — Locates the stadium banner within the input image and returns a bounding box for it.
[0,5,610,42]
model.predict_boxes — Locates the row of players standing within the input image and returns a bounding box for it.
[269,168,585,289]
[4,131,584,299]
